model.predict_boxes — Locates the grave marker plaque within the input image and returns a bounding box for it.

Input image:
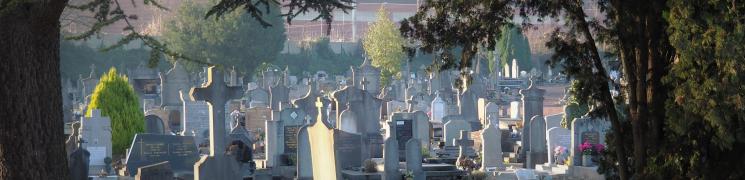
[581,131,599,144]
[396,119,413,151]
[284,126,300,153]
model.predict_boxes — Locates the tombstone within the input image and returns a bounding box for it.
[515,169,537,180]
[386,100,407,118]
[135,161,174,180]
[570,117,611,166]
[266,107,307,167]
[292,82,331,124]
[66,121,82,157]
[406,138,425,180]
[545,113,564,132]
[527,115,547,169]
[144,115,166,134]
[69,143,90,180]
[335,129,364,169]
[332,85,384,158]
[180,90,210,144]
[229,121,256,177]
[81,65,99,104]
[546,127,571,164]
[269,79,291,110]
[459,89,480,129]
[245,88,270,108]
[481,117,503,171]
[160,61,190,107]
[190,66,245,179]
[430,92,447,123]
[390,111,431,159]
[296,126,313,179]
[338,106,360,134]
[454,130,475,167]
[354,58,382,95]
[125,134,199,177]
[511,59,519,79]
[383,121,400,180]
[80,109,112,175]
[443,116,472,146]
[510,101,521,119]
[484,102,499,128]
[129,63,161,100]
[520,79,545,162]
[245,106,272,132]
[306,98,339,179]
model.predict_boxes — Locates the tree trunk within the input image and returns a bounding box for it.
[0,0,70,179]
[324,17,332,37]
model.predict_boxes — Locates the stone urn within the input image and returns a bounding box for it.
[582,154,594,167]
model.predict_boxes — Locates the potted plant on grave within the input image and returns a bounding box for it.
[579,141,605,166]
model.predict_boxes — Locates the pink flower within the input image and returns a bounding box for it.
[594,144,605,153]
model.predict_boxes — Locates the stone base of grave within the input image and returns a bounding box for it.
[536,164,569,175]
[341,170,382,180]
[566,166,604,180]
[194,156,242,180]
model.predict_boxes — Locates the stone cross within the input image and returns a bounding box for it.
[191,66,244,180]
[360,77,369,90]
[454,130,474,163]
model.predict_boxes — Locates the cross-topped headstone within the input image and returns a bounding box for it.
[454,130,474,165]
[190,66,244,180]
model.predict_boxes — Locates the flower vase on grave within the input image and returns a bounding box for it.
[582,154,594,167]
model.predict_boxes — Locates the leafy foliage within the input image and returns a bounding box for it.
[206,0,354,28]
[274,38,362,76]
[364,7,406,86]
[496,25,533,72]
[86,67,144,156]
[64,0,199,68]
[653,1,745,178]
[162,0,286,76]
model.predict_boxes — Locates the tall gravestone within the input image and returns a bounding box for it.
[332,85,384,158]
[546,127,570,164]
[266,107,307,167]
[80,109,112,175]
[181,90,210,144]
[383,121,400,180]
[430,92,447,124]
[406,138,425,180]
[459,88,480,129]
[481,116,503,171]
[135,161,174,180]
[528,115,547,168]
[306,98,339,179]
[570,117,611,166]
[389,111,431,161]
[545,113,564,131]
[190,66,244,180]
[519,79,545,162]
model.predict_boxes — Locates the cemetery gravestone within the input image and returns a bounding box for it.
[125,134,199,176]
[545,113,564,131]
[135,161,173,180]
[335,130,364,169]
[546,127,571,164]
[144,115,165,134]
[181,90,210,144]
[481,117,503,171]
[80,109,112,175]
[455,131,475,167]
[431,92,447,123]
[443,116,472,146]
[190,67,245,179]
[306,98,339,180]
[406,138,425,180]
[528,115,547,169]
[296,126,312,179]
[570,117,611,166]
[520,79,545,162]
[383,121,400,180]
